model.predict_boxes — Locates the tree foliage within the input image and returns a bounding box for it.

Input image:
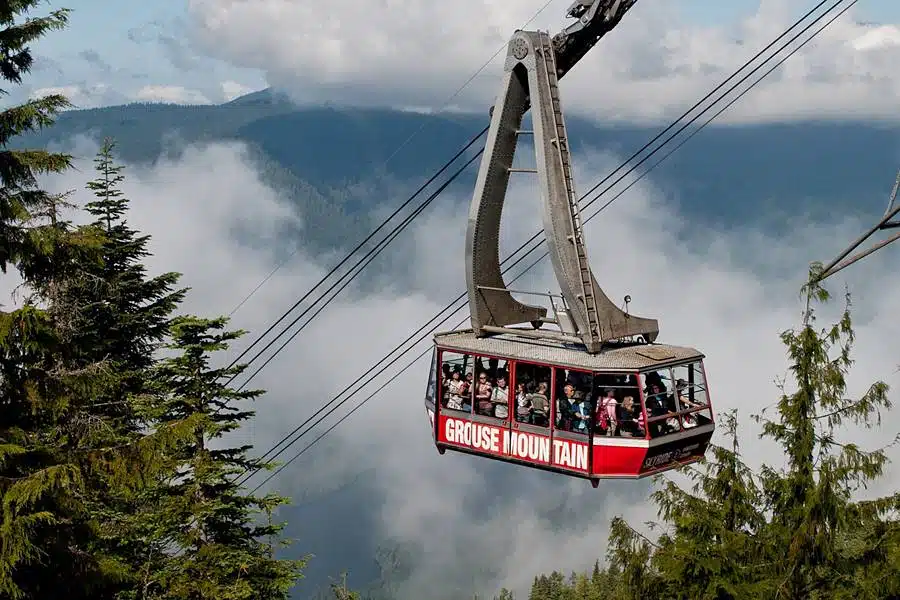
[0,5,306,594]
[522,270,899,600]
[137,315,306,599]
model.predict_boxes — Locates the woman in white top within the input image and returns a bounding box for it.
[446,370,466,410]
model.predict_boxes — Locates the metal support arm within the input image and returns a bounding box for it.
[465,25,658,353]
[552,0,637,79]
[816,167,900,281]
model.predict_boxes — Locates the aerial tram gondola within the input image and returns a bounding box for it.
[423,0,715,487]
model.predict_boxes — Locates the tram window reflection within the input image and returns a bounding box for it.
[640,362,713,438]
[472,356,511,419]
[671,362,713,428]
[591,372,642,437]
[512,362,551,427]
[640,371,679,438]
[553,367,592,435]
[426,348,438,404]
[440,351,473,414]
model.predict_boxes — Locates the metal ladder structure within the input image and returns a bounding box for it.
[537,31,601,342]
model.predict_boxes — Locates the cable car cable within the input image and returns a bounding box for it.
[221,127,487,379]
[234,0,852,486]
[233,150,484,393]
[234,0,854,487]
[223,1,556,320]
[221,1,558,375]
[227,0,837,385]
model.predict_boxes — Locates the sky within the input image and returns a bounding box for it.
[4,1,900,598]
[18,0,900,123]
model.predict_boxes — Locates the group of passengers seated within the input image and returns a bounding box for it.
[441,358,515,419]
[514,379,551,427]
[440,361,708,438]
[590,372,708,438]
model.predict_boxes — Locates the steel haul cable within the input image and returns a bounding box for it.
[239,0,857,489]
[165,6,560,559]
[220,0,557,378]
[227,0,833,390]
[237,0,853,487]
[222,127,487,381]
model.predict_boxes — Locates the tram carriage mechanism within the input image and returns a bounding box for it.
[422,0,715,487]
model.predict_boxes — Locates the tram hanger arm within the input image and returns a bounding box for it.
[551,0,638,80]
[494,0,637,117]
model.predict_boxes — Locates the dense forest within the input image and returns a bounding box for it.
[2,2,899,599]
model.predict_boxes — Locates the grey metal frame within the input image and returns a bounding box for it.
[817,167,900,281]
[464,1,658,354]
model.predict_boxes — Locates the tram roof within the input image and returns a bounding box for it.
[433,329,704,372]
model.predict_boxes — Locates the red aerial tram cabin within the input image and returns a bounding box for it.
[423,2,715,486]
[424,330,714,486]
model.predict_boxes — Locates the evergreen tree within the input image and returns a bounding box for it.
[61,140,187,596]
[603,269,899,599]
[74,137,186,401]
[143,316,305,599]
[82,139,187,382]
[0,3,130,598]
[331,572,362,600]
[0,1,72,272]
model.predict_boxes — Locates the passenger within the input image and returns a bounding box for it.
[644,382,677,436]
[459,372,471,412]
[644,371,664,390]
[441,367,451,398]
[596,388,618,436]
[475,372,493,416]
[446,369,466,410]
[492,375,510,419]
[571,394,591,434]
[617,396,643,437]
[678,378,707,427]
[515,382,531,424]
[557,384,579,431]
[527,381,550,426]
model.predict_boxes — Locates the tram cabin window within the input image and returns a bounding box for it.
[512,362,552,427]
[426,349,438,405]
[670,362,713,428]
[473,356,511,419]
[554,367,593,435]
[591,372,643,437]
[440,351,473,413]
[640,362,710,438]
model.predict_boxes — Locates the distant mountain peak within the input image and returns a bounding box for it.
[222,87,295,107]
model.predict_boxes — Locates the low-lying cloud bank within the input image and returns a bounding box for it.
[6,134,896,597]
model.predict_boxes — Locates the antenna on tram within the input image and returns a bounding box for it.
[465,0,658,354]
[815,166,900,282]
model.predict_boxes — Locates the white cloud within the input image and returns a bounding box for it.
[14,134,900,598]
[185,0,900,123]
[220,80,258,101]
[133,84,212,105]
[25,82,214,109]
[30,83,125,109]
